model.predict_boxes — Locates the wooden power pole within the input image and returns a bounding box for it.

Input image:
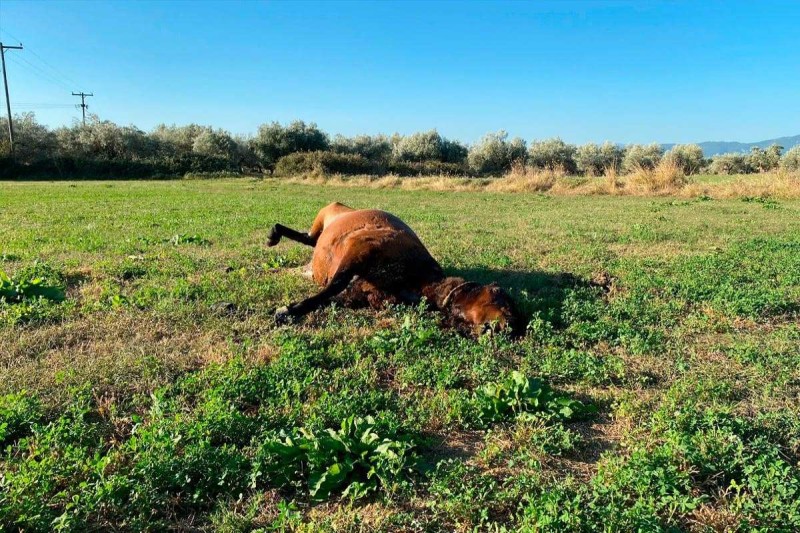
[0,41,23,158]
[72,91,93,126]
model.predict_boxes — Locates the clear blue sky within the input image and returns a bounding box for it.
[0,0,797,144]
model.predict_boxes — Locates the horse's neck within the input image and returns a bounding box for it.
[421,276,467,310]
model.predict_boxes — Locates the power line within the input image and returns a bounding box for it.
[11,103,74,110]
[12,102,73,106]
[8,53,72,91]
[1,41,23,158]
[0,29,82,90]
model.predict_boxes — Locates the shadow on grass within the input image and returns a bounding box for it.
[447,267,609,326]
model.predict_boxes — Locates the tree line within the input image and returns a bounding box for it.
[2,112,799,179]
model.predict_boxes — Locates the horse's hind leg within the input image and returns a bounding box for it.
[275,271,356,323]
[267,223,317,247]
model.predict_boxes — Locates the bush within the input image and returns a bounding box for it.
[527,137,577,173]
[251,121,329,171]
[622,143,663,173]
[393,130,443,162]
[273,151,378,177]
[150,123,210,154]
[748,144,782,172]
[330,134,393,163]
[663,144,705,175]
[392,130,468,164]
[387,160,468,177]
[191,129,240,161]
[780,145,800,171]
[575,142,623,176]
[468,131,526,175]
[440,137,469,164]
[709,153,755,175]
[0,112,58,165]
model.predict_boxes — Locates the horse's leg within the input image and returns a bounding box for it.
[275,271,356,323]
[267,223,317,247]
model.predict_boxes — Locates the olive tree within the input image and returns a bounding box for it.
[467,131,526,174]
[708,153,754,175]
[780,145,800,171]
[251,120,329,170]
[622,143,663,172]
[150,124,210,153]
[191,128,239,160]
[527,137,577,173]
[575,141,623,176]
[331,134,393,163]
[747,144,782,172]
[0,113,58,164]
[663,144,705,175]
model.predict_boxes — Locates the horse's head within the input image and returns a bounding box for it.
[440,279,522,337]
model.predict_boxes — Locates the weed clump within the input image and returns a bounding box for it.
[253,416,417,501]
[475,371,596,424]
[0,261,66,325]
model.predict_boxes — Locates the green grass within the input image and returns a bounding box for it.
[1,178,799,531]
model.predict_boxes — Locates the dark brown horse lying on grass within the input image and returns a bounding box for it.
[268,202,522,336]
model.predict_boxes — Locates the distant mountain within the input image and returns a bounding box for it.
[662,135,800,157]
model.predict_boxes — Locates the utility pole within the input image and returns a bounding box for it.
[72,91,93,126]
[0,42,23,158]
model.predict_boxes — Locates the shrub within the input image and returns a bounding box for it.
[251,121,329,171]
[663,144,705,175]
[780,145,800,171]
[60,116,157,162]
[387,160,467,177]
[273,150,378,176]
[748,144,782,172]
[622,143,663,173]
[440,137,469,164]
[150,123,211,153]
[330,134,393,163]
[191,128,240,161]
[468,131,526,175]
[709,153,755,175]
[575,142,624,176]
[393,130,444,162]
[391,130,467,164]
[0,112,58,165]
[527,137,577,173]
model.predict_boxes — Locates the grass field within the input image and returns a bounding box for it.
[1,178,799,531]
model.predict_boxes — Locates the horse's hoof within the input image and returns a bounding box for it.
[274,306,292,325]
[266,227,280,247]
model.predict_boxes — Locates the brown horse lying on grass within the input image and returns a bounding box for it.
[268,202,522,336]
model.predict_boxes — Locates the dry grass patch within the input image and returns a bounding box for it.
[274,166,800,200]
[485,162,561,192]
[682,169,800,199]
[626,158,688,194]
[0,312,237,402]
